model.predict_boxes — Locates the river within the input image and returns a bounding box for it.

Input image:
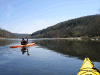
[0,39,100,75]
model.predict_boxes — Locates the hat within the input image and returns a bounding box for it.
[22,37,24,39]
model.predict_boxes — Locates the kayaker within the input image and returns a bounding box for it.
[21,37,28,45]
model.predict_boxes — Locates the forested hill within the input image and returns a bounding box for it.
[0,28,18,38]
[31,15,100,38]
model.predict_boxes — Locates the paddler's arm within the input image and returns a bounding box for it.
[27,39,28,43]
[27,37,30,44]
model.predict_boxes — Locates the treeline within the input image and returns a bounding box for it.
[0,28,18,38]
[31,15,100,38]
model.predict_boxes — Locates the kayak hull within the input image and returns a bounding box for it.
[77,57,100,75]
[10,43,35,48]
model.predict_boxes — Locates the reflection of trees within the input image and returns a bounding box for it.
[0,39,18,55]
[0,39,20,46]
[34,40,100,62]
[0,40,12,46]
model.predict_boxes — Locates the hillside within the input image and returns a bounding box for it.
[31,15,100,38]
[13,33,30,39]
[0,28,18,38]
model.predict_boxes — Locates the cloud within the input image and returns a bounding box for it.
[35,19,59,26]
[34,19,56,29]
[6,4,13,17]
[7,4,13,12]
[99,8,100,13]
[26,19,61,33]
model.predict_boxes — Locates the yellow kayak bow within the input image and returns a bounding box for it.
[77,57,100,75]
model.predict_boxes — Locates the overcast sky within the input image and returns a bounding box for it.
[0,0,100,34]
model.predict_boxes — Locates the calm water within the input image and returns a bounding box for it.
[0,39,100,75]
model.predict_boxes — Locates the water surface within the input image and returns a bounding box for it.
[0,39,100,75]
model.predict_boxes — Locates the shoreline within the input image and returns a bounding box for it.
[33,37,100,41]
[34,37,81,40]
[0,37,99,41]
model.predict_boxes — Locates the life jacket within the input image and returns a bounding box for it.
[21,41,25,45]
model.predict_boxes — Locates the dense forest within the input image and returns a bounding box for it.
[31,15,100,38]
[0,28,18,38]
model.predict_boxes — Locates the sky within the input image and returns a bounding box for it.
[0,0,100,34]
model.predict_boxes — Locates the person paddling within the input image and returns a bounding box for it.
[21,37,29,45]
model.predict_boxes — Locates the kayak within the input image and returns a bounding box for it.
[77,57,100,75]
[10,43,35,48]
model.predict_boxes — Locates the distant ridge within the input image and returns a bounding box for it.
[31,15,100,38]
[13,33,30,39]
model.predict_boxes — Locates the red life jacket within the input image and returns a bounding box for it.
[21,41,25,45]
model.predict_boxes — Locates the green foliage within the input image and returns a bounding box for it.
[31,15,100,38]
[70,30,74,37]
[77,26,79,29]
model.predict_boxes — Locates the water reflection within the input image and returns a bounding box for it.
[34,39,100,62]
[0,39,100,75]
[0,39,12,46]
[21,47,30,56]
[0,39,21,46]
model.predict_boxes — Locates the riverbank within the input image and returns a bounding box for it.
[33,37,100,41]
[34,37,81,40]
[0,37,100,41]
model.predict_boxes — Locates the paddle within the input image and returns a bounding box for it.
[27,37,30,39]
